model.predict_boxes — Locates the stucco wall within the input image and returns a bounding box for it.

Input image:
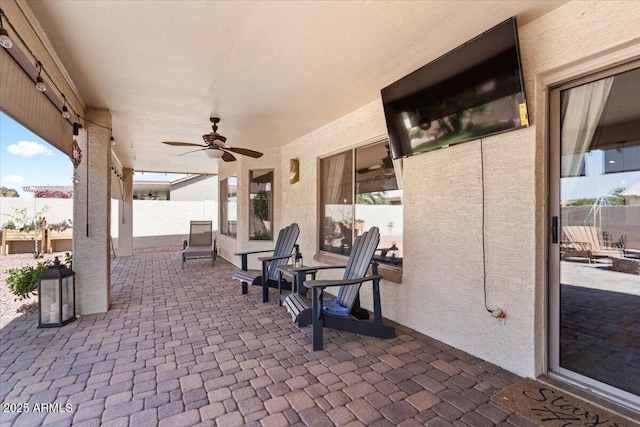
[110,200,217,238]
[1,198,218,252]
[216,1,640,377]
[73,109,112,315]
[218,148,282,269]
[110,199,218,250]
[170,176,218,201]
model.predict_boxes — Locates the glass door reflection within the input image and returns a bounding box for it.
[557,66,640,401]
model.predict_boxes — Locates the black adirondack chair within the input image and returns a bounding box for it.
[182,220,216,269]
[232,223,300,302]
[283,227,395,350]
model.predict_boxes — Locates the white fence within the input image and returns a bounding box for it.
[111,200,218,249]
[1,198,218,252]
[0,198,72,227]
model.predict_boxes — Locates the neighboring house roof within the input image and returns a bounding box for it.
[132,181,170,200]
[620,181,640,197]
[169,174,208,185]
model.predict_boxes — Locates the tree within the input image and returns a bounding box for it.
[566,187,626,207]
[356,192,389,205]
[0,186,19,197]
[566,198,597,206]
[608,186,626,206]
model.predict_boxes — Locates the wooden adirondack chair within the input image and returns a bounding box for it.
[561,225,622,262]
[283,227,395,351]
[232,223,300,302]
[182,220,216,269]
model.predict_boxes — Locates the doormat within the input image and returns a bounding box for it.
[491,378,639,426]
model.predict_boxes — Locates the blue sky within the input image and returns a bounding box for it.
[1,113,184,197]
[1,113,73,198]
[561,150,640,200]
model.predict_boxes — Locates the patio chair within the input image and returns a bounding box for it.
[561,225,622,262]
[283,226,395,351]
[232,223,300,302]
[182,220,216,269]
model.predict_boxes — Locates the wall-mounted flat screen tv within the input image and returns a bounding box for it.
[381,17,528,160]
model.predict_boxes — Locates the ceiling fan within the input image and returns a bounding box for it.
[162,117,263,162]
[356,144,395,176]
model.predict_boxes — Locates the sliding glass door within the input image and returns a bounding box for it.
[549,62,640,411]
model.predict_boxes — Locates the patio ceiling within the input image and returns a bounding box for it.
[26,1,566,175]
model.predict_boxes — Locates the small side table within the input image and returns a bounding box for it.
[276,265,318,306]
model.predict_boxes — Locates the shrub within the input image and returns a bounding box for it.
[2,219,16,229]
[5,260,51,300]
[64,252,73,269]
[33,190,71,198]
[48,219,73,232]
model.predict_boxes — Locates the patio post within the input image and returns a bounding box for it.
[117,167,134,256]
[72,108,112,314]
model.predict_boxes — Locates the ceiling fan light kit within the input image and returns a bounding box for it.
[205,150,224,159]
[162,117,263,162]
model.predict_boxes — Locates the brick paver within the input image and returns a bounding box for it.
[0,252,534,425]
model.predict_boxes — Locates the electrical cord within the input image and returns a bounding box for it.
[480,138,492,313]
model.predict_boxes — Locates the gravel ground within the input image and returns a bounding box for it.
[1,247,182,324]
[0,252,68,321]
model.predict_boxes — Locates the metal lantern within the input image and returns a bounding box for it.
[37,256,76,328]
[388,242,399,259]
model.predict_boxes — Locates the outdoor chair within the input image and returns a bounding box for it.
[561,225,622,262]
[283,226,395,351]
[232,223,300,302]
[182,220,216,269]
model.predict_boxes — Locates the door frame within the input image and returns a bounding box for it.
[546,54,640,411]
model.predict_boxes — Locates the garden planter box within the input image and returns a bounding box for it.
[46,229,73,253]
[1,229,46,255]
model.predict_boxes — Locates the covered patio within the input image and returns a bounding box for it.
[0,252,526,426]
[2,0,640,420]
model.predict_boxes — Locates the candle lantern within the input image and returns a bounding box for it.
[37,256,76,328]
[388,242,399,259]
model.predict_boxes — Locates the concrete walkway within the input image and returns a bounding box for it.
[1,251,535,427]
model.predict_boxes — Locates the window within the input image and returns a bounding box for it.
[603,144,640,174]
[249,170,273,240]
[219,175,237,237]
[319,140,403,267]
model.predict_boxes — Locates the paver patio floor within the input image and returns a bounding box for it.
[1,251,536,427]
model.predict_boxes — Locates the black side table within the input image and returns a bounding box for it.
[276,265,318,306]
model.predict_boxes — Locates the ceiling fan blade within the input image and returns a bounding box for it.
[222,151,236,162]
[227,147,264,158]
[357,164,383,174]
[178,148,207,156]
[162,141,206,147]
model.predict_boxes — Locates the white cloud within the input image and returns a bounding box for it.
[6,140,53,157]
[4,175,24,183]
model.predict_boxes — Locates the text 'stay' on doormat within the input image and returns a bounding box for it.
[491,378,639,426]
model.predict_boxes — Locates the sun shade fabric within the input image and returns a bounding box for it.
[0,49,72,158]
